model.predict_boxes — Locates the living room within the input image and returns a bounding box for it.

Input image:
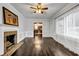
[0,3,79,56]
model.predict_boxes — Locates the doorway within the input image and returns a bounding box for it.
[34,22,43,38]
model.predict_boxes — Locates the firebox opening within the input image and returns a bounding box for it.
[4,31,17,53]
[6,34,15,49]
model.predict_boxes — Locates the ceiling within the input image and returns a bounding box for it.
[11,3,68,19]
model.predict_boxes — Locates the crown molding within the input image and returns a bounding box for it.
[51,4,79,19]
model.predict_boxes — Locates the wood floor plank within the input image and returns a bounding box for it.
[12,37,78,56]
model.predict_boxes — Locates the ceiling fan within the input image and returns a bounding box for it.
[30,3,48,14]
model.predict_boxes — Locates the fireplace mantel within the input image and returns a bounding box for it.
[4,31,17,53]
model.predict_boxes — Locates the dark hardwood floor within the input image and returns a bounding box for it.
[12,36,78,56]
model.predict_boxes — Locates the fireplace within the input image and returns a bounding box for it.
[4,31,17,53]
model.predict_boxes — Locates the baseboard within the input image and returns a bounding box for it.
[43,37,52,38]
[25,37,33,39]
[25,37,52,39]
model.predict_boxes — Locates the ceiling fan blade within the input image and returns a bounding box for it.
[41,11,44,14]
[42,7,48,10]
[38,3,42,5]
[30,7,36,9]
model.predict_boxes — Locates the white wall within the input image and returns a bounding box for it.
[0,4,26,55]
[50,5,79,55]
[49,19,56,37]
[24,18,50,37]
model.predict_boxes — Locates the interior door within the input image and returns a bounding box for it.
[34,22,42,38]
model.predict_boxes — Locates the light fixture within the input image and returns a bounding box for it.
[30,3,48,14]
[36,9,42,13]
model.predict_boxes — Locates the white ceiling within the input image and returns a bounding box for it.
[11,3,68,19]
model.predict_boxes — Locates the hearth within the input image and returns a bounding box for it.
[4,31,17,53]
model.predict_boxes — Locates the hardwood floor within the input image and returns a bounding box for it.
[12,36,78,56]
